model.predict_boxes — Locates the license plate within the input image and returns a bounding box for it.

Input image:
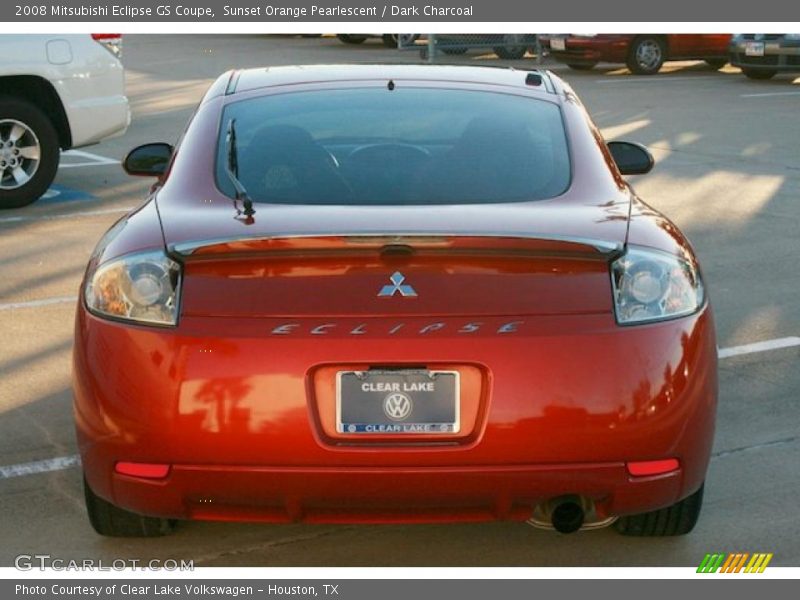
[745,42,765,57]
[336,370,460,434]
[550,37,566,51]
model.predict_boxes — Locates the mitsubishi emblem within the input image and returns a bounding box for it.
[378,271,418,298]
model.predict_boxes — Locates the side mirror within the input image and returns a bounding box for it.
[123,143,174,177]
[607,141,654,175]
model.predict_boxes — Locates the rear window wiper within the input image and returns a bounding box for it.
[225,118,255,221]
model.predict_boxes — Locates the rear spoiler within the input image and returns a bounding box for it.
[169,233,624,261]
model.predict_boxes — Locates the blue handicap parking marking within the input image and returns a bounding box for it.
[38,184,99,205]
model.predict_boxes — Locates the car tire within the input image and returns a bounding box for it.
[705,58,727,69]
[614,484,704,536]
[626,36,667,75]
[336,35,367,45]
[494,34,528,60]
[0,97,60,209]
[382,34,419,48]
[494,46,527,60]
[742,68,777,80]
[84,476,176,537]
[567,62,599,71]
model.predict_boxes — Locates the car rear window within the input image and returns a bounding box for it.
[216,87,570,205]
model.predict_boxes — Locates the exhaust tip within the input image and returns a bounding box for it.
[551,501,585,534]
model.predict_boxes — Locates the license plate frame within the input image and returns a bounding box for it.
[550,37,566,51]
[336,369,460,435]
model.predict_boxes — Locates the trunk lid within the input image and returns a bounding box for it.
[161,201,629,319]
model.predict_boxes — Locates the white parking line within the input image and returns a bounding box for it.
[0,296,76,311]
[59,149,119,168]
[740,91,800,98]
[59,163,118,169]
[0,334,797,480]
[0,206,133,224]
[0,455,81,480]
[596,76,720,84]
[717,336,800,359]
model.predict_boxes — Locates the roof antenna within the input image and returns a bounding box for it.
[387,79,395,91]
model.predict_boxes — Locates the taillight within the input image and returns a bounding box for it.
[84,249,182,327]
[611,246,705,325]
[92,33,122,59]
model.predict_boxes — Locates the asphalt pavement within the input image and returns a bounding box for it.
[1,34,799,568]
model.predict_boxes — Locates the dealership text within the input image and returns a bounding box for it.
[15,585,255,597]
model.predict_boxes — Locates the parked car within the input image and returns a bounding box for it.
[0,34,130,208]
[336,34,419,48]
[427,34,536,59]
[75,64,716,538]
[337,34,535,59]
[541,34,732,75]
[729,34,800,79]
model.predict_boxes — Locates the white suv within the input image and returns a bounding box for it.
[0,34,130,208]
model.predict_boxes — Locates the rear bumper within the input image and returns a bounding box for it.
[65,94,130,147]
[73,306,717,523]
[730,38,800,71]
[58,36,130,147]
[547,37,630,64]
[111,462,684,523]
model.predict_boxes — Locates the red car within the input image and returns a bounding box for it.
[73,65,716,538]
[543,34,732,75]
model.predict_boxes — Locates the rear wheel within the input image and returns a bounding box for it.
[742,68,777,80]
[0,97,60,209]
[494,35,528,60]
[567,62,598,71]
[626,36,666,75]
[705,58,727,69]
[84,476,176,537]
[614,484,704,536]
[382,34,419,48]
[336,35,367,45]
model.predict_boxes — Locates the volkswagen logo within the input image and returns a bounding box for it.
[383,392,413,421]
